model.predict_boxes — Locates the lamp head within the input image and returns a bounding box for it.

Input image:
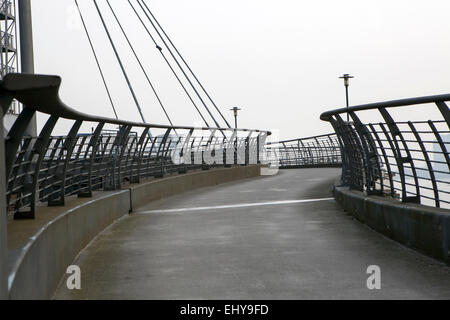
[339,74,354,86]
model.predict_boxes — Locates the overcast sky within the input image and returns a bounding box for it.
[31,0,450,139]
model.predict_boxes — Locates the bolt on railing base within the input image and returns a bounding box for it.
[130,177,140,184]
[78,191,93,198]
[48,198,65,207]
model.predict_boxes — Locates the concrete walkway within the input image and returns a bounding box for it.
[54,168,450,299]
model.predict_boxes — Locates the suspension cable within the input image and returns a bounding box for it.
[93,0,147,125]
[140,0,232,129]
[127,0,210,127]
[136,0,222,129]
[74,0,118,119]
[105,0,175,128]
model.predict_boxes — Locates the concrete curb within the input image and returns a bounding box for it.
[8,191,131,300]
[7,165,261,299]
[334,186,450,264]
[129,165,261,210]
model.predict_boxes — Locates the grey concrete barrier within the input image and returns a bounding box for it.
[7,165,261,299]
[8,191,131,300]
[129,165,261,210]
[334,186,450,264]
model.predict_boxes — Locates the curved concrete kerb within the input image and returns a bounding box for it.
[334,186,450,264]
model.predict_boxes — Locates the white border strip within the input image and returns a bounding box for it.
[136,198,335,214]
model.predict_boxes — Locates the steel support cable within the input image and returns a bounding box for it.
[141,0,232,129]
[136,0,222,129]
[105,0,175,128]
[127,0,210,128]
[74,0,118,119]
[93,0,148,126]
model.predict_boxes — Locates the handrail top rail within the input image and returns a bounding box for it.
[1,73,271,135]
[267,133,337,145]
[320,93,450,121]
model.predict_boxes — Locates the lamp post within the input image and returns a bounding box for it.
[339,74,354,122]
[230,107,241,129]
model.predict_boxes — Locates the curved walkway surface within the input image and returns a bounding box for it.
[54,168,450,299]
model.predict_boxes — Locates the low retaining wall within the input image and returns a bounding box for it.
[7,165,261,299]
[334,186,450,264]
[130,165,261,209]
[8,191,131,300]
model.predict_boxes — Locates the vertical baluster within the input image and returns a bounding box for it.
[115,125,132,189]
[79,122,104,198]
[436,101,450,129]
[154,129,171,178]
[379,108,420,203]
[48,120,82,206]
[349,111,382,195]
[408,121,440,207]
[15,115,58,219]
[368,123,393,197]
[5,107,35,179]
[428,121,450,173]
[131,128,150,184]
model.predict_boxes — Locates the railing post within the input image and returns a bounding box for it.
[178,129,194,174]
[4,107,35,179]
[145,136,158,178]
[349,111,382,195]
[408,121,440,207]
[202,130,216,170]
[48,120,82,206]
[115,125,132,189]
[328,118,347,183]
[79,122,104,198]
[331,115,356,188]
[131,128,150,184]
[256,134,260,164]
[368,123,394,197]
[154,128,171,178]
[0,107,8,299]
[436,101,450,129]
[244,135,250,165]
[428,121,450,173]
[379,107,420,204]
[16,115,58,220]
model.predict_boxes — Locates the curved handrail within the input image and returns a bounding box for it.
[266,133,338,145]
[265,133,342,169]
[320,93,450,209]
[320,93,450,122]
[1,73,270,134]
[1,73,271,220]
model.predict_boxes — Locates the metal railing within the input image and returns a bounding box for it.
[1,74,270,219]
[321,94,450,209]
[266,133,342,169]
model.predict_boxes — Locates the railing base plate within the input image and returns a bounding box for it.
[14,210,35,220]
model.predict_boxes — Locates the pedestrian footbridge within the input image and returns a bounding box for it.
[1,74,449,300]
[54,168,450,300]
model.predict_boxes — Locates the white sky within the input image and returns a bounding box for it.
[31,0,450,140]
